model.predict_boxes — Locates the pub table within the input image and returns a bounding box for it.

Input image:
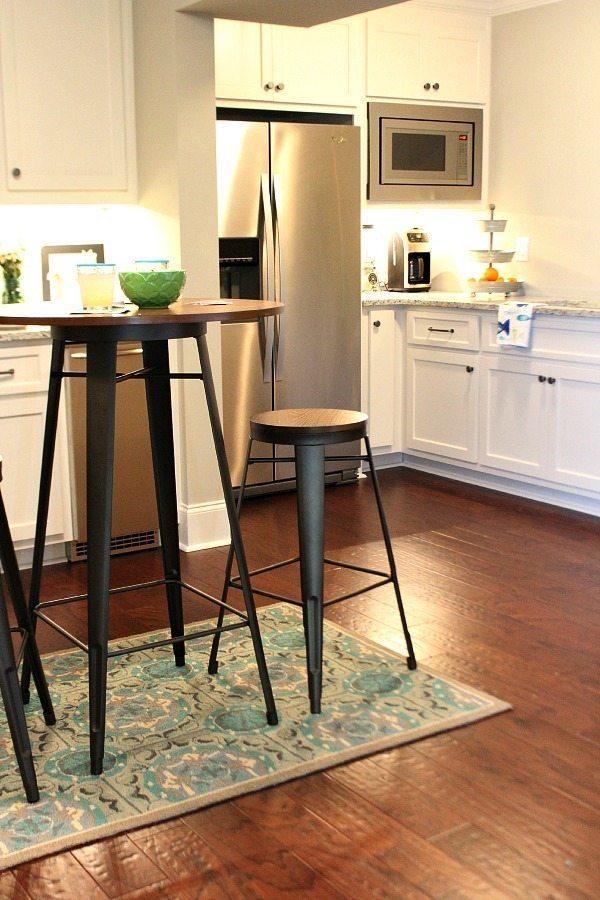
[0,300,282,775]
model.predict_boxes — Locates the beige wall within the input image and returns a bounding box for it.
[490,0,600,299]
[133,0,229,549]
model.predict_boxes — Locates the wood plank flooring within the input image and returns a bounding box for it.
[2,467,599,898]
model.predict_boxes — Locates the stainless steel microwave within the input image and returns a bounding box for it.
[368,102,483,202]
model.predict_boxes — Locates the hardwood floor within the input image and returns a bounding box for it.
[2,467,599,898]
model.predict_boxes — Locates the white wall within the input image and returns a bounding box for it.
[133,0,228,550]
[490,0,600,300]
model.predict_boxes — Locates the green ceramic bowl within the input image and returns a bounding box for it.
[118,270,186,308]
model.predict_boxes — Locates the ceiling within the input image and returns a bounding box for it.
[182,0,407,27]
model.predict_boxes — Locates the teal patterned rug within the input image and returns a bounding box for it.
[0,604,510,870]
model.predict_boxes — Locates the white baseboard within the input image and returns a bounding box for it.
[370,451,600,518]
[178,499,230,552]
[14,540,68,570]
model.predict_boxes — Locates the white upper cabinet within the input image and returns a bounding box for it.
[214,18,360,107]
[365,4,490,105]
[0,0,136,201]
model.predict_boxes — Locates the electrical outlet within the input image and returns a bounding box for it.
[515,236,529,262]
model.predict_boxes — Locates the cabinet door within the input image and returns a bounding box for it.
[550,363,600,492]
[479,356,549,477]
[366,6,489,104]
[214,19,265,101]
[366,6,427,99]
[406,349,478,462]
[0,395,66,544]
[0,0,135,195]
[269,21,358,106]
[427,12,490,104]
[368,310,396,448]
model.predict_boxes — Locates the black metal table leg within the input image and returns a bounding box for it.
[86,341,117,775]
[295,443,326,714]
[0,579,39,802]
[196,334,278,726]
[142,340,185,666]
[21,339,65,704]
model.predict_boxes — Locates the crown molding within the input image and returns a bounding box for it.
[412,0,562,14]
[490,0,562,13]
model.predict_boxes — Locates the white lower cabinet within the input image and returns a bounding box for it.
[363,306,600,508]
[406,348,478,462]
[479,356,548,478]
[367,310,396,449]
[480,355,600,491]
[0,342,71,551]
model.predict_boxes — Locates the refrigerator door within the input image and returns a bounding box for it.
[217,120,275,488]
[271,122,361,480]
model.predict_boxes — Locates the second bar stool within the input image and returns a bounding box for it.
[208,409,417,714]
[0,457,55,802]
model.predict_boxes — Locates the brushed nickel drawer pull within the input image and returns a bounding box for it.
[0,368,16,376]
[427,327,455,334]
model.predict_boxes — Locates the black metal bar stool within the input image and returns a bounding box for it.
[208,408,417,714]
[0,457,55,802]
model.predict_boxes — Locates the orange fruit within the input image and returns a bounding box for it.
[507,276,518,283]
[483,266,499,282]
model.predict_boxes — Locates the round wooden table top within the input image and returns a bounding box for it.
[0,299,283,328]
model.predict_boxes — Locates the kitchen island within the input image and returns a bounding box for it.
[362,292,600,517]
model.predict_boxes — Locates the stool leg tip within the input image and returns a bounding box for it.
[407,656,417,670]
[43,712,57,726]
[207,661,219,675]
[266,710,278,726]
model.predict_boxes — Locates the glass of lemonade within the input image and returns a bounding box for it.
[77,263,116,308]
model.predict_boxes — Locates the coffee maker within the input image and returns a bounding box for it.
[387,229,431,292]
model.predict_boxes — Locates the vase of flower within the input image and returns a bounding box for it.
[0,251,23,303]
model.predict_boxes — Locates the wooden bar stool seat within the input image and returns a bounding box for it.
[0,457,55,802]
[209,408,417,714]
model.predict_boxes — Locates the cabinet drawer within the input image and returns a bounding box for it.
[482,314,600,364]
[0,344,50,395]
[406,310,480,350]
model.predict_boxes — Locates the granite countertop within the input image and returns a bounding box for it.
[0,326,52,343]
[361,290,600,317]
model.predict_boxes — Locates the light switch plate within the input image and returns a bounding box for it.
[515,236,529,262]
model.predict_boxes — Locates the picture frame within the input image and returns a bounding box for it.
[41,243,105,301]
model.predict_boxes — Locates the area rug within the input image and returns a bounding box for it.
[0,603,510,869]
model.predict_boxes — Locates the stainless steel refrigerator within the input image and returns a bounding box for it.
[217,118,361,490]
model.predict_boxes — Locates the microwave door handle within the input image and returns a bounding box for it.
[260,173,275,382]
[418,257,424,280]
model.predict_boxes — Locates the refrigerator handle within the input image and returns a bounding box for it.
[260,173,275,382]
[272,173,284,382]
